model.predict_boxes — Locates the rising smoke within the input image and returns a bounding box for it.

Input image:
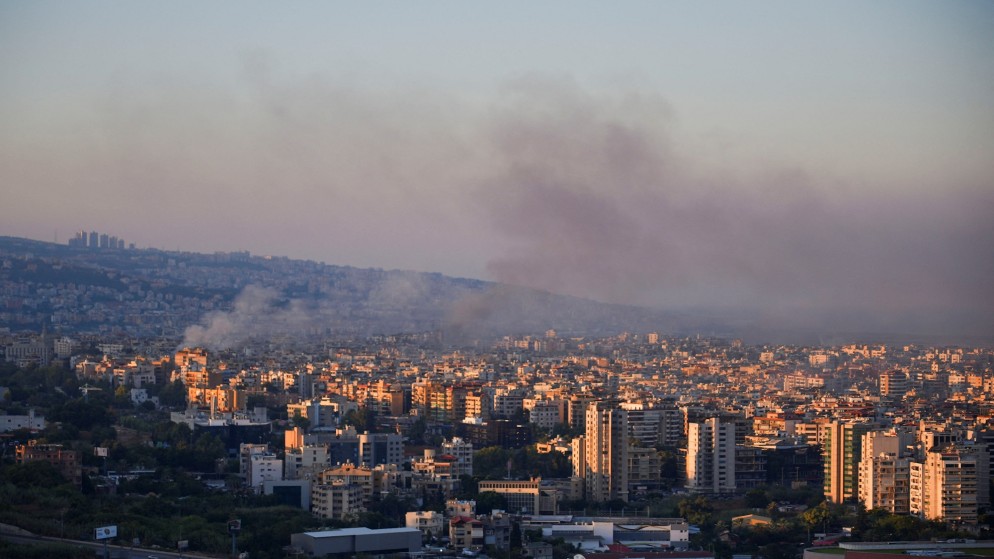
[7,66,992,342]
[472,78,994,340]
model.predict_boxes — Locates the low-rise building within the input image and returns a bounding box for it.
[290,527,421,556]
[406,510,444,539]
[449,516,484,551]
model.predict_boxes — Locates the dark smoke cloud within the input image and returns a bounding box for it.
[474,78,994,340]
[5,64,991,342]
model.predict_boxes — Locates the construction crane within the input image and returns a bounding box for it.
[80,383,102,402]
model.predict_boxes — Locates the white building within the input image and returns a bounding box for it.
[249,453,284,492]
[285,444,331,480]
[0,409,46,432]
[686,416,736,494]
[441,437,474,478]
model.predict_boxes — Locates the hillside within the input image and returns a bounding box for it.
[0,236,697,347]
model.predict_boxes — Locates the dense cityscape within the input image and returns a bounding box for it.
[5,2,992,558]
[1,235,993,559]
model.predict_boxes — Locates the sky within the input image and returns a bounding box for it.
[2,1,993,339]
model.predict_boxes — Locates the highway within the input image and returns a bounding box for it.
[0,524,217,559]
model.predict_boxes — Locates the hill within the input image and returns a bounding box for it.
[0,236,700,347]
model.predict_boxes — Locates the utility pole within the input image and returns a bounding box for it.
[228,519,241,557]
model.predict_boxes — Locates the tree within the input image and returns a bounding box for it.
[290,412,310,431]
[801,501,831,542]
[0,461,69,488]
[745,488,769,509]
[475,491,508,515]
[474,446,513,479]
[678,495,714,526]
[157,380,187,408]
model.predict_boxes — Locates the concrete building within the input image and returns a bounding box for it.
[15,441,81,487]
[284,444,331,480]
[447,499,476,518]
[482,510,512,550]
[441,437,474,478]
[287,397,342,430]
[450,516,484,551]
[529,400,564,430]
[858,430,914,513]
[0,409,46,432]
[478,478,559,515]
[358,431,404,467]
[911,443,985,525]
[823,421,875,503]
[584,401,629,502]
[311,481,365,520]
[239,443,270,478]
[290,527,421,556]
[317,464,375,507]
[628,445,664,497]
[406,510,444,539]
[263,479,312,510]
[248,453,283,492]
[686,417,736,494]
[879,371,910,399]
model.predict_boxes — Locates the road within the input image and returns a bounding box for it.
[0,524,217,559]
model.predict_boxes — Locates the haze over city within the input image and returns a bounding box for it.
[2,1,992,339]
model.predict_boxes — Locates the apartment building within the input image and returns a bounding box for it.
[583,401,629,502]
[312,481,365,520]
[823,420,876,503]
[911,444,984,525]
[858,429,917,511]
[685,416,736,494]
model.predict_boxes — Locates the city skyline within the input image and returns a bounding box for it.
[2,1,992,338]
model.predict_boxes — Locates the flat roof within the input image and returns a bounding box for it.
[302,527,421,538]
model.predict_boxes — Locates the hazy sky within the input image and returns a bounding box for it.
[2,1,992,337]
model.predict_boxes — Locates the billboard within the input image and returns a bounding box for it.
[94,525,117,540]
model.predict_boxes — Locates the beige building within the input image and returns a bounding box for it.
[478,478,558,515]
[406,511,444,539]
[187,386,245,413]
[911,444,986,525]
[583,401,629,502]
[318,464,374,506]
[312,481,365,520]
[857,430,912,514]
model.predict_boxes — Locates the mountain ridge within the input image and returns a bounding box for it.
[0,235,701,347]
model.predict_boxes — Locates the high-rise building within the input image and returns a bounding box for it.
[858,430,913,513]
[911,443,985,525]
[358,431,403,468]
[879,371,910,399]
[569,395,597,432]
[686,416,736,494]
[583,401,629,502]
[823,420,875,503]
